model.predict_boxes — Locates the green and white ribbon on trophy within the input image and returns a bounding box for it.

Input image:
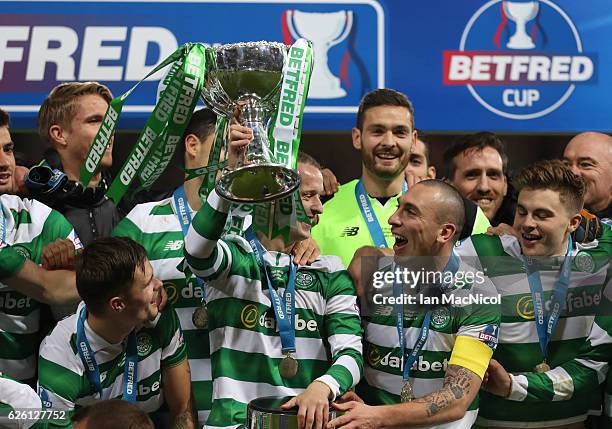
[79,43,207,204]
[252,38,314,239]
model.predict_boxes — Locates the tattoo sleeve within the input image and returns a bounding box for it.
[412,364,475,417]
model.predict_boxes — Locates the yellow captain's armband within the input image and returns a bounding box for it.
[448,335,494,379]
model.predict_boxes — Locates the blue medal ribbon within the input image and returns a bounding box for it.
[394,252,459,382]
[0,207,6,246]
[245,228,298,354]
[173,186,207,303]
[523,236,573,362]
[76,307,138,402]
[354,179,407,248]
[355,179,387,248]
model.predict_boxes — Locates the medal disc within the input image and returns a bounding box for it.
[279,355,299,379]
[192,306,208,329]
[400,381,414,403]
[534,361,551,373]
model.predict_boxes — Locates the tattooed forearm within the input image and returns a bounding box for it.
[412,365,476,417]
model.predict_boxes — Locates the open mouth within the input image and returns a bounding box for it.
[473,197,494,208]
[0,172,11,184]
[521,232,542,246]
[376,152,399,163]
[393,233,408,251]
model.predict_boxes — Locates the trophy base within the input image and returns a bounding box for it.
[215,163,301,203]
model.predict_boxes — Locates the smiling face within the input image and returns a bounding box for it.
[352,105,415,181]
[0,126,15,195]
[122,260,163,324]
[291,162,324,241]
[388,184,457,257]
[449,146,507,220]
[514,188,581,257]
[563,132,612,213]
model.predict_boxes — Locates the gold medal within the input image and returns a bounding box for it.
[400,381,414,403]
[534,361,550,373]
[279,354,299,379]
[192,305,208,329]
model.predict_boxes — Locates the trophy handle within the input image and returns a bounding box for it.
[329,11,353,48]
[526,1,539,20]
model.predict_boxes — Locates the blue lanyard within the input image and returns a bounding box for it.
[0,209,6,246]
[173,187,206,296]
[354,179,407,248]
[394,275,432,381]
[394,252,459,381]
[523,236,573,362]
[245,228,298,354]
[76,307,138,402]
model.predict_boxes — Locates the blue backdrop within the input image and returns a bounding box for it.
[0,0,610,132]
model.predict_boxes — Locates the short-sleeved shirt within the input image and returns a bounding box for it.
[37,302,187,428]
[0,194,79,383]
[112,194,214,424]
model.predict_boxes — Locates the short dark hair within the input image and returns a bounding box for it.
[443,132,508,179]
[182,108,217,142]
[415,129,431,166]
[416,179,466,241]
[356,88,414,131]
[76,237,147,316]
[297,151,322,170]
[515,160,585,214]
[0,108,9,128]
[71,399,154,429]
[178,108,218,162]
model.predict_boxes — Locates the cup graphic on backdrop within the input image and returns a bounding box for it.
[286,10,352,98]
[201,41,301,203]
[503,1,539,49]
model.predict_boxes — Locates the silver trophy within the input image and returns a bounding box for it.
[202,41,301,203]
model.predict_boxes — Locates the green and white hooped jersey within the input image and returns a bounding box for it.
[0,194,79,384]
[360,258,500,429]
[0,373,43,429]
[37,302,187,428]
[312,179,491,268]
[456,234,610,427]
[113,195,214,424]
[502,281,612,425]
[184,190,364,429]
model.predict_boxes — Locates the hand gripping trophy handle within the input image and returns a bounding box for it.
[201,41,301,203]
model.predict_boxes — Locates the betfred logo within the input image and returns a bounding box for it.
[443,0,596,119]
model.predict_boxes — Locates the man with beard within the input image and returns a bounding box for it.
[312,89,490,268]
[312,89,414,268]
[444,132,516,227]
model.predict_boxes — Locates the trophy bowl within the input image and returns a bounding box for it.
[202,41,301,203]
